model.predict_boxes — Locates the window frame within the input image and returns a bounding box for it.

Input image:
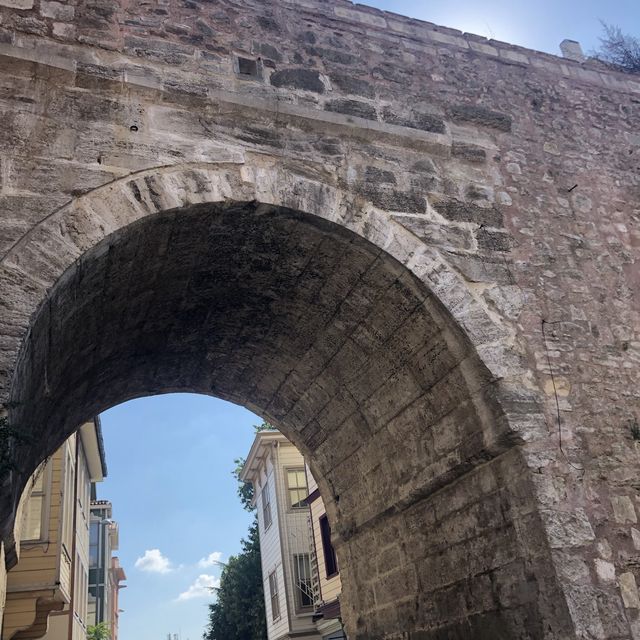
[262,483,273,531]
[285,467,308,510]
[61,446,76,558]
[292,553,314,611]
[319,514,339,578]
[20,461,52,543]
[76,443,91,533]
[89,520,100,568]
[268,569,280,621]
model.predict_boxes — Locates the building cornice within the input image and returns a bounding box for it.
[78,419,106,482]
[239,431,288,483]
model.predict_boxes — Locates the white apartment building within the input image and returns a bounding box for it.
[240,432,320,640]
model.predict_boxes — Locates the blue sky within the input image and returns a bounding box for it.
[98,3,640,640]
[99,395,258,640]
[363,0,638,55]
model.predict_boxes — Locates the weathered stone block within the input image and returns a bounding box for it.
[40,1,74,21]
[432,197,504,228]
[324,99,377,120]
[620,573,640,609]
[452,142,486,163]
[611,495,637,524]
[543,509,596,549]
[0,0,32,7]
[360,186,426,213]
[365,166,396,184]
[270,68,325,93]
[124,36,195,65]
[329,72,375,98]
[396,216,473,251]
[382,107,446,134]
[447,104,512,131]
[477,228,511,252]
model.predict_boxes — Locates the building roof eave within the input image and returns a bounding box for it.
[79,418,107,482]
[239,431,287,482]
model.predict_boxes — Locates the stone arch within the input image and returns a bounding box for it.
[0,161,564,638]
[1,161,526,394]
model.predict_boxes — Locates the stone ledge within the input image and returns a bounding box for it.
[0,43,453,157]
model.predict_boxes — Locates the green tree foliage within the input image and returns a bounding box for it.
[595,23,640,72]
[202,420,276,640]
[232,456,254,512]
[203,520,266,640]
[87,622,111,640]
[254,421,277,433]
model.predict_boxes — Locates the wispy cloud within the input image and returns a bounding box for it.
[134,549,173,574]
[198,551,224,568]
[176,574,220,601]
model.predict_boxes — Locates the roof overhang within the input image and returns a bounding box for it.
[79,418,107,482]
[239,431,287,483]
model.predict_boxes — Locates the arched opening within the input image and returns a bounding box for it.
[2,183,567,638]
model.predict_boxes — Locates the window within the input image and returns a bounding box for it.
[89,522,100,568]
[74,554,88,626]
[21,466,47,541]
[237,56,258,76]
[319,515,339,577]
[61,448,76,555]
[262,485,272,530]
[286,468,308,509]
[293,554,314,609]
[268,570,280,621]
[77,449,90,531]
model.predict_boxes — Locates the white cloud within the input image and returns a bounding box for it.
[134,549,173,574]
[176,574,220,601]
[198,551,223,568]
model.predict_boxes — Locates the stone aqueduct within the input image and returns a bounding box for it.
[0,0,639,638]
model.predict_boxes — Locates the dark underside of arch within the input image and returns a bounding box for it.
[7,202,565,639]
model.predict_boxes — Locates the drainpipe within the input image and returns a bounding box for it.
[274,441,294,634]
[67,434,80,640]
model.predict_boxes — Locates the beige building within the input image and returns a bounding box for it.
[1,420,106,640]
[306,470,344,640]
[107,557,125,640]
[241,432,345,640]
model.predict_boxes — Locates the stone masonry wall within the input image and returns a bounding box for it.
[0,1,638,638]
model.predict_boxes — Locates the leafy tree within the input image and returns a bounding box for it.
[203,520,266,640]
[254,421,277,433]
[232,456,254,512]
[87,622,111,640]
[594,22,640,73]
[203,421,276,640]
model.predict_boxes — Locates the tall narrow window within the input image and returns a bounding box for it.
[77,449,90,532]
[293,554,314,609]
[74,554,89,626]
[21,466,47,541]
[262,485,272,530]
[286,468,308,509]
[319,514,339,578]
[268,570,280,621]
[61,448,76,555]
[89,522,100,568]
